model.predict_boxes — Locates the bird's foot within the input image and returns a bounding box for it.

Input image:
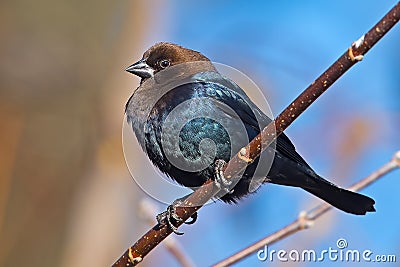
[214,159,234,194]
[156,196,198,235]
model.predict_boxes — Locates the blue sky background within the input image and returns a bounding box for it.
[138,1,400,266]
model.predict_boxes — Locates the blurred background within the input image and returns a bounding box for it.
[0,1,399,266]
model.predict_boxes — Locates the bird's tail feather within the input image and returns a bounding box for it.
[303,176,375,215]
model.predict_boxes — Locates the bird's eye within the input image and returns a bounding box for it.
[159,59,170,69]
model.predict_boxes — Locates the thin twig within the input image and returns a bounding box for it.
[111,3,400,266]
[213,151,400,267]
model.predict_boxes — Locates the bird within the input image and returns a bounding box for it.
[125,42,375,221]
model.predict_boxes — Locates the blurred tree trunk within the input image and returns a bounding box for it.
[0,1,155,266]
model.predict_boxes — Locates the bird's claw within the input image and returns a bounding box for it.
[184,212,198,225]
[214,159,233,194]
[156,198,198,235]
[156,205,184,235]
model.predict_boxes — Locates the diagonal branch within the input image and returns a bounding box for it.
[212,151,400,267]
[111,2,400,266]
[139,200,195,267]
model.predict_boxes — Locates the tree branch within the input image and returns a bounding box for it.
[213,151,400,267]
[111,2,400,266]
[139,200,195,267]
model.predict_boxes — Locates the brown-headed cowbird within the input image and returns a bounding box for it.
[125,42,375,221]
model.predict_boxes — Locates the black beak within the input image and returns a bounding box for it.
[125,58,154,78]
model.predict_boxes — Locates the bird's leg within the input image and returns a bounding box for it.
[156,159,230,235]
[214,159,234,194]
[156,195,198,235]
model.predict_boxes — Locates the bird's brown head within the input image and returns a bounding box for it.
[126,42,214,80]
